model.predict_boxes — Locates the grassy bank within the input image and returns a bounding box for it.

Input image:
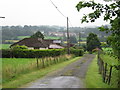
[2,56,81,88]
[85,56,111,88]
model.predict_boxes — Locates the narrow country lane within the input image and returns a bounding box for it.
[21,54,95,88]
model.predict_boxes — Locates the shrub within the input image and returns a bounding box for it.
[2,49,66,58]
[11,45,28,50]
[70,48,84,56]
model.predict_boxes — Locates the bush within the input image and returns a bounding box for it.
[70,48,84,56]
[2,49,66,58]
[11,45,28,50]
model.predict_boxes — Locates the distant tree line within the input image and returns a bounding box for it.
[2,25,111,43]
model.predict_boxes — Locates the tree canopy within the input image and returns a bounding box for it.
[86,33,101,53]
[76,0,120,59]
[31,31,44,39]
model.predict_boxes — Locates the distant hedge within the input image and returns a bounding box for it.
[70,49,84,56]
[2,49,66,58]
[1,48,84,58]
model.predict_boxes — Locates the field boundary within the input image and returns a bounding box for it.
[97,50,119,87]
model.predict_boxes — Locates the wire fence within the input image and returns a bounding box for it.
[97,50,119,87]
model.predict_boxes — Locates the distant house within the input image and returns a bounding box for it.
[10,38,64,49]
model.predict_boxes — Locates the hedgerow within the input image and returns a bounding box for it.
[1,48,84,58]
[2,49,66,58]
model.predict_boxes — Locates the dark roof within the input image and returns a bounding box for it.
[10,38,51,48]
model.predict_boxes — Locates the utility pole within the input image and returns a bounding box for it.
[67,17,70,54]
[79,32,81,47]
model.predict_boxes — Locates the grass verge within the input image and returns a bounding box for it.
[3,57,81,88]
[85,56,111,88]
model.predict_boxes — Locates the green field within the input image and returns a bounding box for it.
[2,55,74,84]
[44,36,61,39]
[17,36,61,40]
[2,58,36,83]
[2,56,81,88]
[17,36,30,39]
[0,44,11,49]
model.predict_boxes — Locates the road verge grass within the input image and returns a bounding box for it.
[85,56,111,88]
[3,57,81,88]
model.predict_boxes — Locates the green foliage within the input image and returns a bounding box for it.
[86,33,101,53]
[31,31,44,39]
[100,53,119,87]
[107,35,120,58]
[2,49,65,58]
[11,45,28,50]
[70,48,84,56]
[76,1,120,60]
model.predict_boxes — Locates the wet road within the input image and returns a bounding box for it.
[27,76,83,88]
[21,54,95,88]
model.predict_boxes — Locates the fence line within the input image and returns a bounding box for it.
[35,55,73,69]
[97,50,118,85]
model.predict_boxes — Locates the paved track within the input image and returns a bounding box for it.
[21,54,95,88]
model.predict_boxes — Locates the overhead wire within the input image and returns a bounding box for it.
[68,19,73,28]
[49,0,74,28]
[50,0,67,18]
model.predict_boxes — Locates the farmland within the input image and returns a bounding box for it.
[0,44,11,49]
[17,36,60,40]
[2,56,81,88]
[17,36,30,39]
[2,55,74,83]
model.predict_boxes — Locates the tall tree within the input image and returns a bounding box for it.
[87,33,101,53]
[31,31,44,39]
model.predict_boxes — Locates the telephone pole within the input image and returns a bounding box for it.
[67,17,70,54]
[79,32,81,47]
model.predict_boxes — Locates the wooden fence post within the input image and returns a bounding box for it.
[49,57,52,65]
[36,58,39,68]
[99,58,102,74]
[108,66,113,85]
[54,58,56,64]
[46,58,49,66]
[42,58,45,68]
[104,63,107,83]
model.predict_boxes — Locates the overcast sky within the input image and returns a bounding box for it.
[0,0,113,27]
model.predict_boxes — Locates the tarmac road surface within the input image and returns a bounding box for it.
[21,54,95,88]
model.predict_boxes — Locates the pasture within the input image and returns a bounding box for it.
[0,44,11,49]
[2,55,74,84]
[17,36,60,40]
[44,36,60,39]
[17,36,30,39]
